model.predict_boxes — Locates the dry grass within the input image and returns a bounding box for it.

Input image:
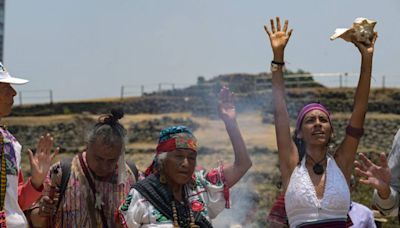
[333,112,400,120]
[2,114,80,126]
[17,111,400,226]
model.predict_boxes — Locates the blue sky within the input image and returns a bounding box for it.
[4,0,400,103]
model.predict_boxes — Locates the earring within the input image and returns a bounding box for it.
[159,172,167,184]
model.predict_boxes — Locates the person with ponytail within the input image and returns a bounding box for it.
[28,109,138,228]
[264,17,377,227]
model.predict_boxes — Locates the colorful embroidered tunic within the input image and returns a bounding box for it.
[41,152,136,228]
[0,127,43,228]
[119,167,228,228]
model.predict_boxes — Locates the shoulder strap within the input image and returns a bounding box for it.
[126,160,139,182]
[56,157,73,211]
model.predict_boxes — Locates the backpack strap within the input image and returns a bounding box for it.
[126,160,139,182]
[56,157,73,212]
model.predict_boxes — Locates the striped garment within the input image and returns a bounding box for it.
[41,152,136,228]
[0,133,6,228]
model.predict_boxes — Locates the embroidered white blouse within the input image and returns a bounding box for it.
[285,155,351,228]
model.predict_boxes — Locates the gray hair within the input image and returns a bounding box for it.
[87,109,127,148]
[154,152,168,172]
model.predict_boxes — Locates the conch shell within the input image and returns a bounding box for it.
[330,17,376,45]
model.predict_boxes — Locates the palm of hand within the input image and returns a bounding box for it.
[368,166,391,184]
[219,102,236,121]
[31,151,52,179]
[218,86,236,122]
[270,32,290,50]
[29,134,58,187]
[365,164,391,190]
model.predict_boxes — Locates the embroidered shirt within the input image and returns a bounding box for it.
[119,167,228,228]
[41,152,136,228]
[1,127,43,228]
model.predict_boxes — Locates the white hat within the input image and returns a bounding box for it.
[0,62,29,84]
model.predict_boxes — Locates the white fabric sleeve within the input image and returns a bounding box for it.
[373,187,399,217]
[119,188,148,228]
[197,168,228,219]
[372,129,400,217]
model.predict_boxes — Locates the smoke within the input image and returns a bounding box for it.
[212,176,260,228]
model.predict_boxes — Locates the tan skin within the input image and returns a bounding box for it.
[0,82,58,190]
[164,149,197,201]
[354,152,391,199]
[86,138,122,179]
[29,138,123,227]
[164,86,252,202]
[264,17,377,197]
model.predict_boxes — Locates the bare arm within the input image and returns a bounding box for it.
[335,33,378,181]
[264,17,297,190]
[218,86,252,188]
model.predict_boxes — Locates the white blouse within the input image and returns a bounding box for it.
[285,155,351,228]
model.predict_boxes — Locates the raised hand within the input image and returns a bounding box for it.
[218,86,236,123]
[352,32,378,58]
[28,134,59,189]
[354,153,391,198]
[264,17,293,56]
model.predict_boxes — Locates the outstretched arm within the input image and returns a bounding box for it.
[264,17,297,190]
[336,33,378,181]
[218,86,252,188]
[355,128,400,216]
[355,152,399,216]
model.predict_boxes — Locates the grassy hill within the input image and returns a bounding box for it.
[5,73,400,226]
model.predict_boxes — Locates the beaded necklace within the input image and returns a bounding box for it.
[171,200,199,228]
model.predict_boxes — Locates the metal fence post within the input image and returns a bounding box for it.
[382,75,385,90]
[19,91,22,106]
[49,90,53,104]
[141,85,144,96]
[120,86,124,100]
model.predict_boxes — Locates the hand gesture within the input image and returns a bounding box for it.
[264,17,293,55]
[38,194,59,217]
[218,86,236,123]
[352,32,378,58]
[28,134,59,189]
[354,153,391,198]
